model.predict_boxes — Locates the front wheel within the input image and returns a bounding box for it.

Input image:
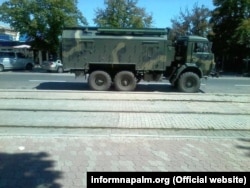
[26,63,33,71]
[88,70,112,91]
[177,72,200,93]
[114,71,137,91]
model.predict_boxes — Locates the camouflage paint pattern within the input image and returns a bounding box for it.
[62,28,173,71]
[189,36,214,76]
[192,53,215,75]
[176,36,214,77]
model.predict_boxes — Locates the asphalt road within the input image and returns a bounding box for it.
[0,69,250,94]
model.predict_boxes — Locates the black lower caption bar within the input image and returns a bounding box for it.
[87,172,249,188]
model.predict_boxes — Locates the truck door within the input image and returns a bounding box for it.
[191,42,214,75]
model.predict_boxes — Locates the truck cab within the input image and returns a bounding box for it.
[169,36,215,92]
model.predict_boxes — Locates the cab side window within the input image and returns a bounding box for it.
[194,42,209,53]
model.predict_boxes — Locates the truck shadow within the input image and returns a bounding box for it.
[35,82,181,92]
[0,152,62,188]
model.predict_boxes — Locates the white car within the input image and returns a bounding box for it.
[41,59,65,73]
[0,51,34,72]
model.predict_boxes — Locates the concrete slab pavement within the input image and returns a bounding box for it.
[0,135,249,188]
[0,90,249,188]
[0,90,249,131]
[0,89,250,102]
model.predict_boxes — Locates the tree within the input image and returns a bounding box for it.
[234,18,250,51]
[171,3,212,38]
[94,0,153,28]
[0,0,87,54]
[210,0,250,70]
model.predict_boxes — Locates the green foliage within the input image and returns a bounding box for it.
[0,0,87,53]
[171,3,212,38]
[210,0,250,56]
[234,18,250,46]
[93,0,153,28]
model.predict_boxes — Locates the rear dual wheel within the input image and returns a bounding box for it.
[88,70,137,91]
[88,70,112,91]
[114,71,136,91]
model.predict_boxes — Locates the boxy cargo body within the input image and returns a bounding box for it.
[62,27,214,92]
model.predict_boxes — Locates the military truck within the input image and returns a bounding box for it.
[62,27,214,92]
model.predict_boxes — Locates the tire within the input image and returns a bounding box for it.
[57,66,64,73]
[177,72,200,93]
[0,64,4,72]
[88,70,112,91]
[114,71,137,91]
[26,63,33,71]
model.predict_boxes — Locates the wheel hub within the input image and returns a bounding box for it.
[95,77,105,86]
[122,79,130,86]
[186,79,194,87]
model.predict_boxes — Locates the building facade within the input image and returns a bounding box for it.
[0,25,36,62]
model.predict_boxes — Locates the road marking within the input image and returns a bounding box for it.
[235,84,250,87]
[29,80,66,83]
